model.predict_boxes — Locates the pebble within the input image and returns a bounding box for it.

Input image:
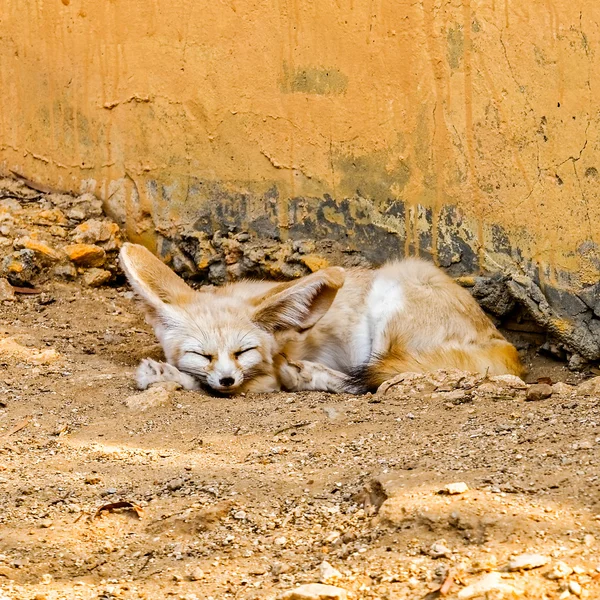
[428,541,451,558]
[125,386,172,411]
[0,278,15,301]
[507,552,550,571]
[526,383,553,401]
[553,382,575,396]
[274,536,287,546]
[280,583,348,600]
[233,510,247,520]
[569,580,582,596]
[442,482,469,495]
[577,377,600,397]
[82,267,112,287]
[319,560,342,584]
[39,518,53,529]
[490,374,528,389]
[457,572,521,599]
[167,478,185,491]
[64,243,106,267]
[189,567,204,581]
[547,561,573,579]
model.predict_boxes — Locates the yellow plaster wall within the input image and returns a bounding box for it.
[1,0,599,290]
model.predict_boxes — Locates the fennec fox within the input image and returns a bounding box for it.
[120,243,523,395]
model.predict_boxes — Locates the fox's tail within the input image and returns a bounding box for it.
[350,340,525,392]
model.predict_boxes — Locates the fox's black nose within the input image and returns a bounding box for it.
[219,377,235,387]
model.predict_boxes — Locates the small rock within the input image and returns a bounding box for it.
[584,533,595,546]
[39,518,53,529]
[274,536,287,546]
[52,262,78,280]
[280,583,348,600]
[189,567,204,581]
[577,377,600,397]
[457,572,522,599]
[101,487,117,496]
[71,219,121,250]
[428,541,451,559]
[41,573,53,585]
[547,561,573,580]
[233,510,247,520]
[85,476,101,485]
[319,561,342,584]
[301,255,330,273]
[82,267,112,287]
[0,278,15,301]
[526,383,553,401]
[552,382,575,396]
[64,243,106,267]
[442,482,469,495]
[14,237,61,262]
[271,562,289,576]
[63,192,104,221]
[507,553,550,571]
[125,386,172,411]
[478,381,515,395]
[2,249,39,286]
[490,374,528,389]
[569,580,582,597]
[167,478,185,491]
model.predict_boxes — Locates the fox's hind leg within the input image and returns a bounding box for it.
[136,358,202,391]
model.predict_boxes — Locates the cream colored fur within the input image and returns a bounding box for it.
[119,243,523,395]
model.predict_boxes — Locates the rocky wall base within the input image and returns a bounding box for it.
[1,178,598,366]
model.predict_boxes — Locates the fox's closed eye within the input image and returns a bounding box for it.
[234,347,257,358]
[189,351,213,361]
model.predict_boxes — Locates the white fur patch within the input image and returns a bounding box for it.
[365,276,405,356]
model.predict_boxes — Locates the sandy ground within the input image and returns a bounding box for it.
[1,282,600,600]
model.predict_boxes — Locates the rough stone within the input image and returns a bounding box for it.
[547,561,573,580]
[64,243,106,267]
[457,572,522,598]
[428,541,451,558]
[124,386,173,411]
[579,283,600,318]
[318,561,342,584]
[280,583,348,600]
[472,274,516,317]
[1,249,40,286]
[506,553,550,571]
[14,237,61,262]
[82,268,112,287]
[552,382,575,396]
[52,263,78,280]
[577,377,600,397]
[71,219,122,250]
[489,374,528,389]
[526,383,553,401]
[508,276,600,361]
[0,278,15,301]
[442,482,469,495]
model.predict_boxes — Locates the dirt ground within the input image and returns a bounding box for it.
[1,282,600,600]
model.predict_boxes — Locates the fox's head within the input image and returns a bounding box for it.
[119,243,344,395]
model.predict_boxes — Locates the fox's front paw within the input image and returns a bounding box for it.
[136,358,201,391]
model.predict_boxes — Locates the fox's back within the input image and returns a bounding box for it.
[287,258,520,379]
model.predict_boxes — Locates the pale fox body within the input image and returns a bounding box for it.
[120,243,523,395]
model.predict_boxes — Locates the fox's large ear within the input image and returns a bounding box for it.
[252,267,345,332]
[119,243,196,310]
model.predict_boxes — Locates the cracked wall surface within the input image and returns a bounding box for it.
[1,1,600,360]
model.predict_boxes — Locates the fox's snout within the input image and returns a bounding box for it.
[205,354,244,393]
